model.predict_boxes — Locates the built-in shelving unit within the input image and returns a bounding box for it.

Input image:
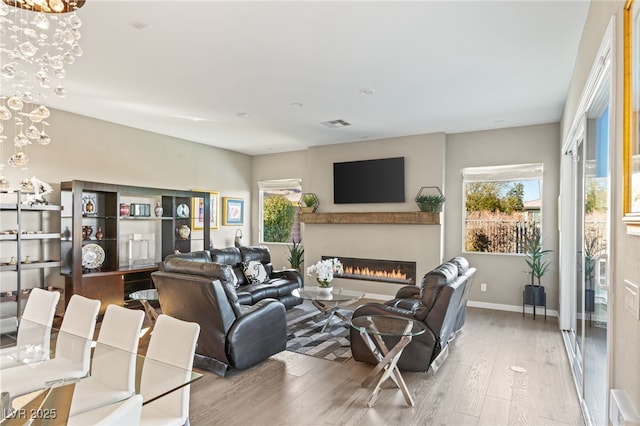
[0,190,62,328]
[298,211,440,225]
[60,180,210,314]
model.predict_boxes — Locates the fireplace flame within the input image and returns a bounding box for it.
[342,265,408,281]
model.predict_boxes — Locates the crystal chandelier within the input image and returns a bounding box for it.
[0,0,85,191]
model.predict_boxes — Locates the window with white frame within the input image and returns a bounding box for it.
[463,163,543,254]
[258,178,302,244]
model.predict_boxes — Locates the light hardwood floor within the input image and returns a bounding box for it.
[188,308,584,426]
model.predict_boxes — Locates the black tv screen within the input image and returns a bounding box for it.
[333,157,405,204]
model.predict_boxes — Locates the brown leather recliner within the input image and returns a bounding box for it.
[151,258,287,377]
[350,258,475,373]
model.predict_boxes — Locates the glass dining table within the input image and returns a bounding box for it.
[0,319,201,424]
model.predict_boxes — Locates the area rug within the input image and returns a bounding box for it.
[286,301,353,363]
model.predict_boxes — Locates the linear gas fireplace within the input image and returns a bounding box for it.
[322,255,416,285]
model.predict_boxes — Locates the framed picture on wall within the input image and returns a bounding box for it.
[192,191,219,230]
[223,197,244,226]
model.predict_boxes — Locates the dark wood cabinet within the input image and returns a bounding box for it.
[60,180,209,311]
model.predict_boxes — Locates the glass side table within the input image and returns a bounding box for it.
[350,315,427,407]
[129,289,159,325]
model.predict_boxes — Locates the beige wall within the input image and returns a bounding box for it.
[0,108,252,291]
[254,133,446,297]
[253,126,561,305]
[304,134,446,296]
[563,0,640,414]
[444,123,561,311]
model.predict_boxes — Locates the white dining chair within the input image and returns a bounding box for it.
[139,314,200,426]
[0,288,60,369]
[0,294,101,398]
[68,394,143,426]
[68,304,145,417]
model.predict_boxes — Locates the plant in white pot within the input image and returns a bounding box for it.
[306,258,343,295]
[522,233,552,314]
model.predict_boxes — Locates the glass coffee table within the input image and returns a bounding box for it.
[292,287,364,332]
[350,315,427,408]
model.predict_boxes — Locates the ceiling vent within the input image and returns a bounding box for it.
[321,119,351,128]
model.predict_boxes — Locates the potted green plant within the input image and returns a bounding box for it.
[286,239,304,271]
[415,194,446,213]
[522,233,552,309]
[298,193,319,213]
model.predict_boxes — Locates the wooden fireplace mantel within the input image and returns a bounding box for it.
[298,211,440,225]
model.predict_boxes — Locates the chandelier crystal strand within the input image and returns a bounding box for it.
[0,0,84,182]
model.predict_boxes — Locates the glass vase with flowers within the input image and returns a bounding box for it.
[306,258,344,294]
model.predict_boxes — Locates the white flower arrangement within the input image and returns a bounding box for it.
[306,258,344,287]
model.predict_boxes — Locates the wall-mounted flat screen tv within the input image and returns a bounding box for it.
[333,157,405,204]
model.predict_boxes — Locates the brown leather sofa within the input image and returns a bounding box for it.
[151,258,287,376]
[350,257,476,373]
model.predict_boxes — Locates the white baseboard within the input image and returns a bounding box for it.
[360,294,559,318]
[467,300,559,318]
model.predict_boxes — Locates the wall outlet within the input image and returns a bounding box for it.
[480,283,487,292]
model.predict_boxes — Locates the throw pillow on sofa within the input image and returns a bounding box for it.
[243,260,269,284]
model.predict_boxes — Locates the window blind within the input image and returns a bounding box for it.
[462,163,543,182]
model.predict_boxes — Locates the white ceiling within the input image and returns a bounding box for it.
[11,0,591,155]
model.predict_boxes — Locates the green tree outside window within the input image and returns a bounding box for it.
[263,195,295,242]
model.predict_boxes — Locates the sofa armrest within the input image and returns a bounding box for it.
[385,298,421,312]
[271,269,303,288]
[395,285,420,299]
[352,302,413,319]
[227,299,287,369]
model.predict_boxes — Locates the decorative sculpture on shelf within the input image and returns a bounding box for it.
[21,176,53,205]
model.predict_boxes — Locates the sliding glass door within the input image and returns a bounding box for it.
[562,73,611,426]
[582,100,610,426]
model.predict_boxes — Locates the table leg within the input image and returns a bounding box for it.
[139,300,159,324]
[311,300,351,333]
[366,337,413,408]
[358,327,415,407]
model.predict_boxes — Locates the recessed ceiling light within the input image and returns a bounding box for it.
[290,102,303,108]
[236,112,249,118]
[358,88,376,95]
